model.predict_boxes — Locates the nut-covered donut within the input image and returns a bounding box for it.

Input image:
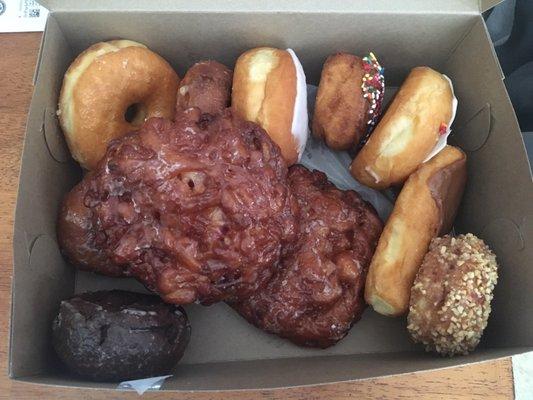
[313,52,385,151]
[407,234,498,356]
[58,40,179,170]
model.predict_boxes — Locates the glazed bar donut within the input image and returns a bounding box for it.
[312,52,384,150]
[351,67,457,189]
[232,47,308,165]
[365,145,467,316]
[58,40,179,170]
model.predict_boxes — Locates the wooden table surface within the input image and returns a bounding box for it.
[0,32,515,399]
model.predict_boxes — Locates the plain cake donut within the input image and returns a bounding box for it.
[312,52,385,151]
[58,40,179,170]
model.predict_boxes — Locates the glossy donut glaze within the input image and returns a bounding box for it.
[58,109,297,305]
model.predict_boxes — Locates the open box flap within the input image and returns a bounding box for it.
[480,0,505,13]
[38,0,484,14]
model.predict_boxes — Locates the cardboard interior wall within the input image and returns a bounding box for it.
[11,4,533,390]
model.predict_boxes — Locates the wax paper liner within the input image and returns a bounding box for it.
[117,375,172,395]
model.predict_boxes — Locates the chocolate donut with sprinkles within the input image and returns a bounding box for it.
[312,51,384,151]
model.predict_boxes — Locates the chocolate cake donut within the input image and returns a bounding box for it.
[52,290,190,381]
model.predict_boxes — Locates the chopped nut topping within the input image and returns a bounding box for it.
[407,234,498,356]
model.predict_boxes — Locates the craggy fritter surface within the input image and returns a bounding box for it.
[176,60,233,115]
[52,290,190,382]
[58,109,297,305]
[57,178,123,277]
[407,234,498,356]
[231,166,383,348]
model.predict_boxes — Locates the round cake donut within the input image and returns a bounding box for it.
[312,52,385,151]
[58,40,179,170]
[407,234,498,356]
[176,60,233,115]
[52,290,190,381]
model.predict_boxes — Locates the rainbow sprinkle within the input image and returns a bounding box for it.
[361,52,385,128]
[439,122,448,136]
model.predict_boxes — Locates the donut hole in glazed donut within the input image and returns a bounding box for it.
[124,103,147,126]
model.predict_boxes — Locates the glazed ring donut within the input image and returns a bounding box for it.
[58,40,179,170]
[407,234,498,356]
